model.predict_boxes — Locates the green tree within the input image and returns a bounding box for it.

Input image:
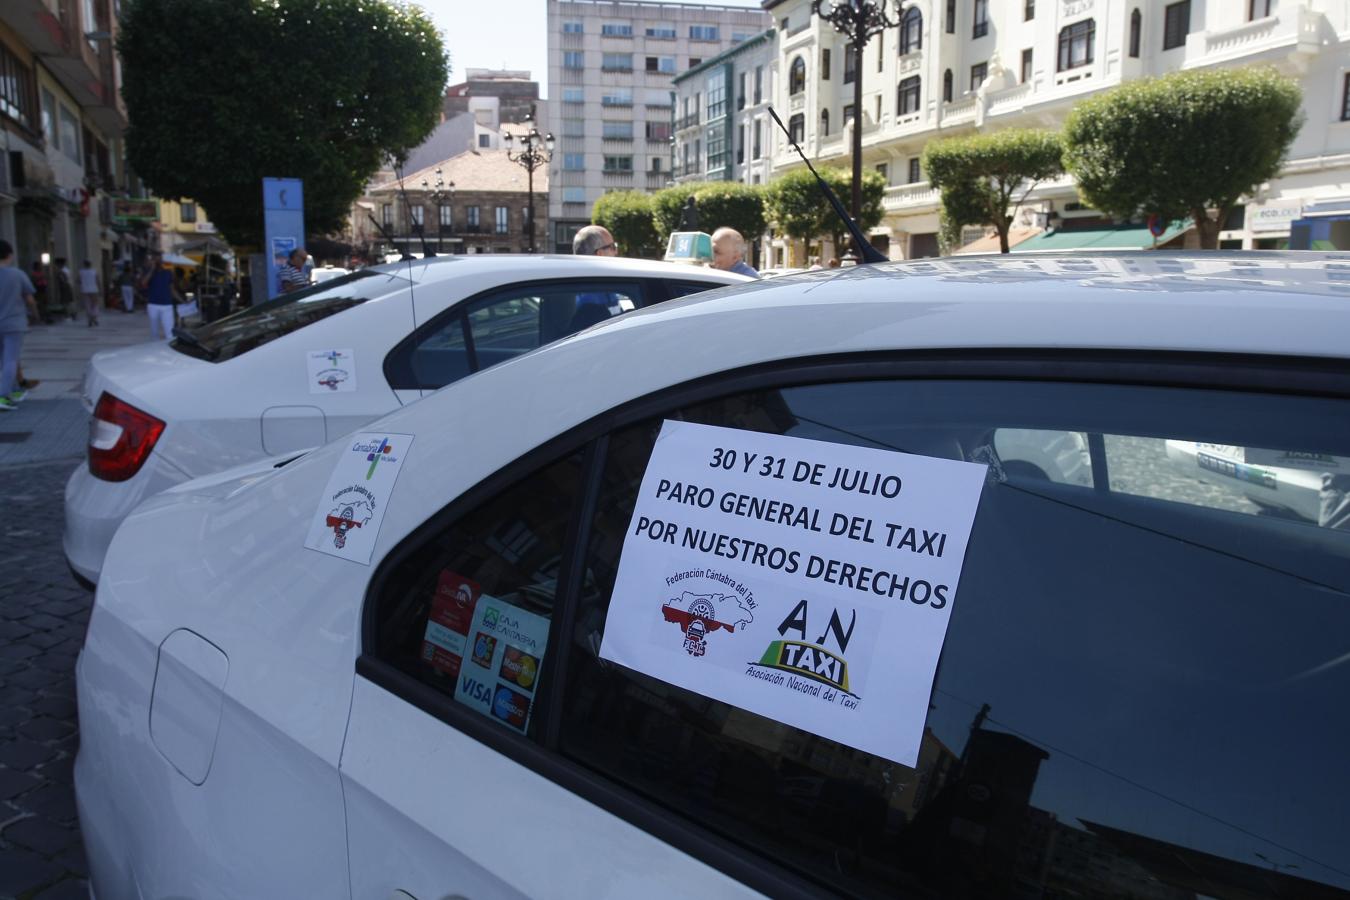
[651,182,705,243]
[922,130,1064,254]
[764,167,884,255]
[690,182,767,249]
[1063,67,1302,249]
[118,0,447,246]
[591,191,662,258]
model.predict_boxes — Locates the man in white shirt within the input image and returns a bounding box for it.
[78,259,100,327]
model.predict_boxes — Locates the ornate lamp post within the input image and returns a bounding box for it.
[420,167,454,255]
[503,112,554,254]
[812,0,900,228]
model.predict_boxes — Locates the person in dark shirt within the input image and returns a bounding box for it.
[140,253,181,340]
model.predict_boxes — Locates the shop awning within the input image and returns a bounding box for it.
[1012,220,1191,253]
[954,227,1043,255]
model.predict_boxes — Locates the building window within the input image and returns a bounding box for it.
[478,133,491,148]
[946,0,956,34]
[466,206,480,229]
[900,7,923,54]
[788,113,804,144]
[789,56,806,94]
[843,103,855,127]
[970,62,988,92]
[439,204,453,227]
[601,89,633,107]
[897,76,921,116]
[176,202,195,224]
[603,120,634,140]
[602,53,632,72]
[645,121,671,141]
[381,203,392,226]
[1057,20,1095,70]
[908,157,922,183]
[601,23,632,36]
[562,153,585,170]
[562,21,583,33]
[650,157,662,173]
[689,25,719,41]
[820,108,830,136]
[411,205,425,229]
[736,124,745,163]
[973,0,989,38]
[844,47,857,84]
[1163,1,1190,50]
[646,56,676,74]
[754,66,763,103]
[689,57,702,69]
[1129,9,1142,57]
[706,71,726,120]
[1248,0,1273,20]
[563,51,584,69]
[603,155,633,174]
[753,120,762,158]
[738,72,746,108]
[1025,0,1035,20]
[943,69,953,102]
[58,105,80,162]
[1342,72,1350,121]
[645,26,676,39]
[875,162,888,182]
[562,87,584,104]
[561,188,585,205]
[0,44,37,133]
[1021,48,1033,83]
[563,118,585,137]
[822,48,831,80]
[495,207,509,234]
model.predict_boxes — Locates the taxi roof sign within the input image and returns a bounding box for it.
[664,232,712,265]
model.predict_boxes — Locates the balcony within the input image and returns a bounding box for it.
[986,82,1032,117]
[1182,5,1321,70]
[941,97,978,127]
[602,168,634,179]
[675,113,700,131]
[882,182,939,212]
[3,0,126,131]
[646,172,670,189]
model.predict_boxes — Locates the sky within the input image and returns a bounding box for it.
[415,0,765,99]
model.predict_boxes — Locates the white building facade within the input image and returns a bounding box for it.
[761,0,1350,259]
[546,0,771,253]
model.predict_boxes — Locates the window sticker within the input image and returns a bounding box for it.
[598,420,987,767]
[304,432,414,565]
[307,348,358,393]
[421,570,482,679]
[452,597,550,733]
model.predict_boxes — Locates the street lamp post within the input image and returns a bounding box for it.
[503,111,554,254]
[420,168,454,255]
[812,0,900,242]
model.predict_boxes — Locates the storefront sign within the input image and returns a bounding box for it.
[112,198,159,222]
[1249,201,1302,233]
[599,421,987,767]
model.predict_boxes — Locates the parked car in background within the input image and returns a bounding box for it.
[63,256,748,583]
[76,253,1350,900]
[311,265,350,284]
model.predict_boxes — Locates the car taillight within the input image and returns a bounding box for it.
[88,392,166,482]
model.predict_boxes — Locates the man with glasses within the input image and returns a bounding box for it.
[572,226,618,257]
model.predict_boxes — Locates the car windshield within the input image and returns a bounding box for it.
[171,269,410,362]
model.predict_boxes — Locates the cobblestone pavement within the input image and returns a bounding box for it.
[0,458,92,900]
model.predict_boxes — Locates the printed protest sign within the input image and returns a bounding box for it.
[599,421,987,767]
[307,348,358,393]
[304,432,414,565]
[452,597,550,733]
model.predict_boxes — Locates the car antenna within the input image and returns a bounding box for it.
[384,153,422,351]
[767,106,887,265]
[392,159,434,260]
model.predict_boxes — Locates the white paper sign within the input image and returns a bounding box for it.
[452,597,550,733]
[599,421,987,767]
[304,432,414,564]
[307,348,358,394]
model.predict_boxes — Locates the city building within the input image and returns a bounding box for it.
[366,148,550,256]
[547,0,772,252]
[445,69,542,126]
[762,0,1350,259]
[671,28,778,187]
[1,0,142,284]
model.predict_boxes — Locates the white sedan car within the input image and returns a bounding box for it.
[63,255,747,583]
[76,254,1350,899]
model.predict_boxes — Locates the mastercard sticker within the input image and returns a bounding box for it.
[498,646,540,693]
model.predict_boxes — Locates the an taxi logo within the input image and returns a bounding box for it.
[315,368,348,390]
[662,591,754,657]
[325,498,372,549]
[756,640,850,693]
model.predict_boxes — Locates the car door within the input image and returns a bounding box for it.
[383,279,646,399]
[342,358,1350,899]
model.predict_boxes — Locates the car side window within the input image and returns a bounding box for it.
[387,280,645,391]
[369,452,584,737]
[666,280,729,300]
[558,378,1350,895]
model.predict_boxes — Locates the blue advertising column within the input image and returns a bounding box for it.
[263,178,305,299]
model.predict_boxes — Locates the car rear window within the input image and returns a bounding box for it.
[171,269,409,362]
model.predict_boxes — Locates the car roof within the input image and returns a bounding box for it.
[361,254,752,287]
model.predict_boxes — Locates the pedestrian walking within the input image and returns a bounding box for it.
[276,248,310,294]
[28,260,51,322]
[54,257,76,320]
[118,263,135,312]
[79,259,101,326]
[140,253,181,341]
[0,239,40,412]
[711,227,760,278]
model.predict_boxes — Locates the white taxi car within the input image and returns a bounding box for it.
[75,254,1350,899]
[63,255,747,584]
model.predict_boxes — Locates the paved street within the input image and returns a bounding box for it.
[0,307,156,899]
